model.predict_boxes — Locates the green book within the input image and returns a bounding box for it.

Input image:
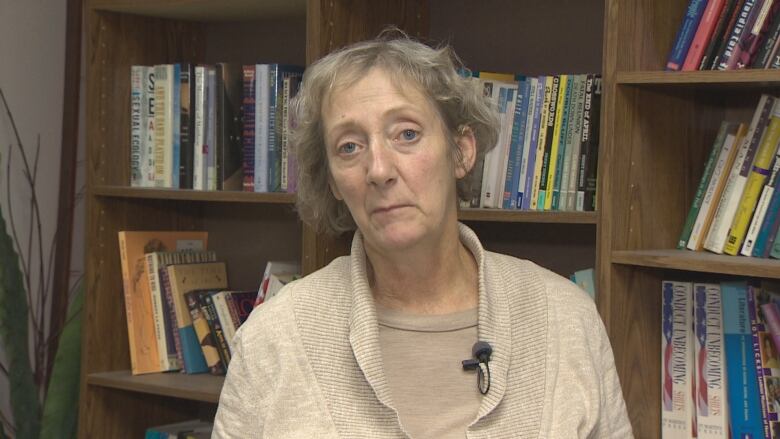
[677,121,733,249]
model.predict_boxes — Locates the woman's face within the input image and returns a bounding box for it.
[322,67,472,253]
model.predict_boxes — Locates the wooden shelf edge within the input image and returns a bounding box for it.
[87,370,223,403]
[611,249,780,279]
[90,0,306,22]
[92,185,297,204]
[617,70,780,86]
[458,208,597,224]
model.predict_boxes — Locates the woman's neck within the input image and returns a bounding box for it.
[365,226,478,315]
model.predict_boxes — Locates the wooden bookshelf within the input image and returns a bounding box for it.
[78,0,754,437]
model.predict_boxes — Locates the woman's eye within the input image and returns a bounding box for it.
[339,142,358,154]
[401,129,418,141]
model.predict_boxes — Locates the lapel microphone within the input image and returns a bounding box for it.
[462,341,492,395]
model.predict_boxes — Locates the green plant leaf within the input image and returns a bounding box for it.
[40,281,83,439]
[0,199,41,437]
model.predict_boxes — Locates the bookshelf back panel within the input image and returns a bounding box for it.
[199,203,302,290]
[88,11,206,187]
[204,17,307,66]
[429,0,604,75]
[464,222,597,276]
[608,86,729,252]
[608,0,687,72]
[81,386,205,437]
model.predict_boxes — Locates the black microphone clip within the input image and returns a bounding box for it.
[462,341,492,395]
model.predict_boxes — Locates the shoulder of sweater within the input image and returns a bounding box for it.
[484,250,597,321]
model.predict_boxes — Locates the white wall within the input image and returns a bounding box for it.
[0,0,82,434]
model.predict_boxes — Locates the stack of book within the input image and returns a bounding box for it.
[661,279,780,438]
[465,72,602,211]
[666,0,780,71]
[678,94,780,258]
[118,231,300,376]
[129,63,303,192]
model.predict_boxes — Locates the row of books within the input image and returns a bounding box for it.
[666,0,780,71]
[145,419,212,439]
[118,230,299,376]
[661,279,780,438]
[466,72,601,211]
[129,63,303,192]
[678,94,780,258]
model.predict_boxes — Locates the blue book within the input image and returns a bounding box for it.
[723,280,766,439]
[172,63,181,189]
[665,0,708,70]
[503,78,530,209]
[520,77,545,210]
[179,326,208,374]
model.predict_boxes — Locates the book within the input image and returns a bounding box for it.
[184,290,224,375]
[131,66,145,187]
[229,290,258,325]
[549,74,571,210]
[735,0,776,68]
[752,1,780,67]
[753,159,780,257]
[206,66,217,190]
[717,0,759,69]
[666,0,708,70]
[211,291,239,356]
[537,75,560,210]
[153,64,173,188]
[744,147,780,256]
[723,280,765,438]
[678,121,733,249]
[144,252,176,372]
[564,75,587,212]
[179,63,194,190]
[521,77,545,210]
[683,0,728,70]
[685,123,742,251]
[749,282,780,437]
[166,261,227,374]
[117,231,207,375]
[530,76,553,210]
[705,94,775,253]
[693,283,728,439]
[724,99,780,255]
[518,77,542,209]
[503,78,529,209]
[242,65,256,191]
[661,280,696,438]
[693,283,729,439]
[254,64,270,192]
[193,65,207,191]
[268,64,304,192]
[197,290,231,367]
[701,0,743,69]
[581,76,602,212]
[171,63,181,189]
[142,66,156,187]
[215,63,243,191]
[570,268,595,300]
[256,260,301,305]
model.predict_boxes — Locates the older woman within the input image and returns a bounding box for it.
[213,34,632,438]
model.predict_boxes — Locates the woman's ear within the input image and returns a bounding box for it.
[455,125,477,179]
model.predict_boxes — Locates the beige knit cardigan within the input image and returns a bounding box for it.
[212,224,633,438]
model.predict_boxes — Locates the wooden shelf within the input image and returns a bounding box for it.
[93,185,296,204]
[458,208,597,224]
[87,370,223,403]
[617,70,780,87]
[611,249,780,279]
[90,0,306,22]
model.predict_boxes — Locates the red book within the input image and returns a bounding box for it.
[684,0,728,70]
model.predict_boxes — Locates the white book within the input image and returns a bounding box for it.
[693,283,728,439]
[130,66,145,187]
[705,95,775,253]
[193,66,207,190]
[661,280,695,439]
[153,64,172,188]
[742,150,780,255]
[564,75,587,211]
[206,66,217,191]
[687,131,739,250]
[211,291,238,356]
[141,66,156,187]
[480,81,512,208]
[255,64,270,192]
[517,77,539,209]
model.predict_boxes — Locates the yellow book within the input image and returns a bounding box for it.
[544,75,568,210]
[530,76,553,210]
[724,101,780,255]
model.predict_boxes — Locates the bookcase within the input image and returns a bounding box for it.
[77,0,780,437]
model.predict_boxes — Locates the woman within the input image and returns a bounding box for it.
[213,33,632,438]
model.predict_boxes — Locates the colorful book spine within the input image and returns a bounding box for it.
[734,0,773,68]
[281,76,291,192]
[744,151,780,256]
[752,1,780,67]
[666,0,709,70]
[199,291,231,367]
[142,66,156,187]
[184,290,225,375]
[744,0,780,67]
[705,94,775,253]
[554,75,576,210]
[747,285,770,437]
[158,256,184,372]
[686,123,741,251]
[513,78,535,209]
[530,76,552,210]
[694,283,728,439]
[684,0,729,70]
[701,0,743,69]
[130,66,145,187]
[724,99,780,255]
[171,63,181,189]
[495,86,518,209]
[581,76,602,212]
[153,65,170,188]
[679,122,732,249]
[662,280,696,438]
[242,65,256,191]
[504,79,529,209]
[537,76,560,210]
[717,0,759,69]
[520,77,543,210]
[546,75,568,211]
[753,165,780,257]
[723,280,766,438]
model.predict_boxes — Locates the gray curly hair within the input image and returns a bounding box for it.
[289,32,500,236]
